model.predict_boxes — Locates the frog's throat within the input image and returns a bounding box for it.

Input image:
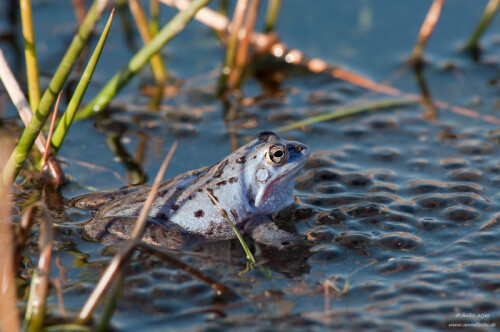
[254,169,296,208]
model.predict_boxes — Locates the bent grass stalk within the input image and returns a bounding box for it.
[0,0,108,188]
[275,99,418,133]
[206,190,255,265]
[76,0,211,120]
[51,8,116,155]
[77,141,178,324]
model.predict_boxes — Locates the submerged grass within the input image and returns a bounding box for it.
[275,99,418,133]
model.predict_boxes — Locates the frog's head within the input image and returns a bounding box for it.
[238,131,309,213]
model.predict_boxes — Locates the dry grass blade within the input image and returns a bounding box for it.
[23,202,54,332]
[41,91,62,173]
[409,0,446,65]
[0,49,64,185]
[0,137,20,332]
[228,0,260,89]
[77,141,178,323]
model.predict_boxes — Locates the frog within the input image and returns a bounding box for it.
[72,131,310,248]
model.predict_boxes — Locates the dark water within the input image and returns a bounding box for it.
[2,1,500,331]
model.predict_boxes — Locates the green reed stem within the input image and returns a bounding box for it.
[0,0,107,188]
[275,99,418,132]
[207,191,255,265]
[149,0,160,36]
[464,0,500,51]
[264,0,281,32]
[76,0,211,120]
[20,0,41,112]
[51,9,115,155]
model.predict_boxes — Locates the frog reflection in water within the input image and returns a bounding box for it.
[73,131,310,248]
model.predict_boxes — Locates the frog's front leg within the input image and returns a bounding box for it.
[245,217,301,248]
[83,216,189,248]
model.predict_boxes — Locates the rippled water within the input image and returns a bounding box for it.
[3,0,500,331]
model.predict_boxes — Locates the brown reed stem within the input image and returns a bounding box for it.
[41,91,62,173]
[409,0,446,66]
[228,0,260,89]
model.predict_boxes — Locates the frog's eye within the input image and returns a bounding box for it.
[266,143,289,166]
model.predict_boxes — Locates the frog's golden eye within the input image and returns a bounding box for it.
[266,143,288,166]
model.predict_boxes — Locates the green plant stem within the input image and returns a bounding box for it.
[206,191,255,265]
[76,0,211,120]
[0,0,107,188]
[51,9,115,155]
[464,0,500,51]
[264,0,281,32]
[149,0,160,35]
[275,99,418,133]
[20,0,41,112]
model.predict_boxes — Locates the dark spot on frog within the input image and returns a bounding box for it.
[293,145,304,153]
[188,194,195,200]
[229,176,238,184]
[171,204,180,211]
[194,210,204,218]
[245,186,255,206]
[257,131,279,142]
[216,180,227,187]
[206,221,215,236]
[253,155,256,159]
[236,156,246,164]
[230,209,238,221]
[213,159,229,178]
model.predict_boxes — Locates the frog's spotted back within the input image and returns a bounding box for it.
[77,131,309,246]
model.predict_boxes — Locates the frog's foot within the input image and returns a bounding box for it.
[70,185,148,210]
[246,219,302,248]
[83,216,189,249]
